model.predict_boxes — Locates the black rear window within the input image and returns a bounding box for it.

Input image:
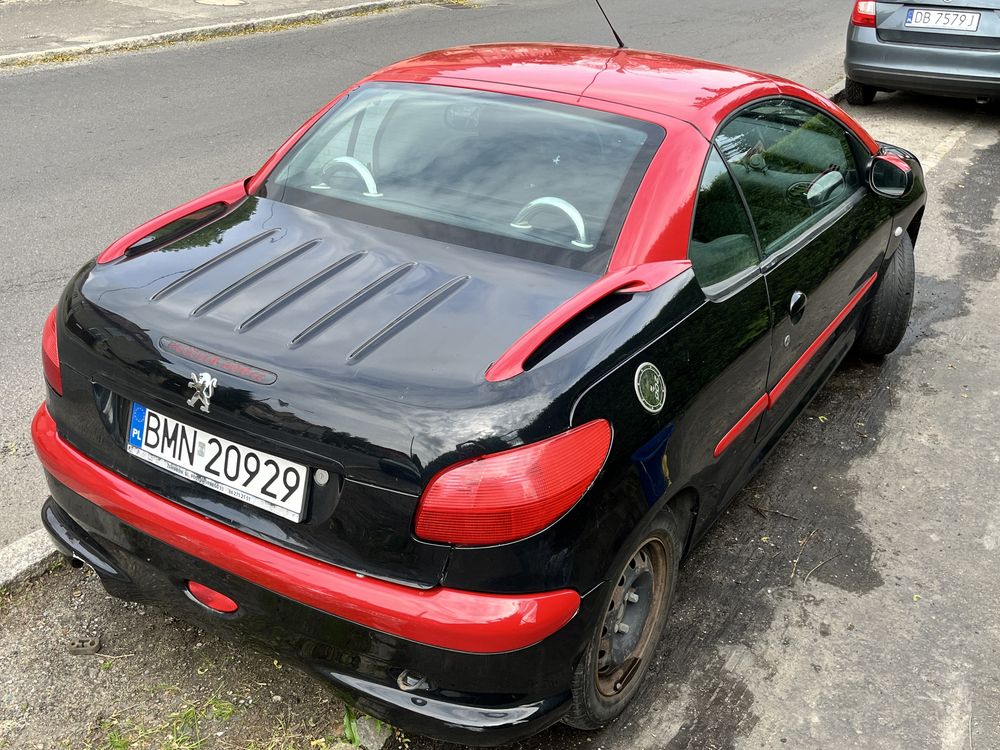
[257,83,664,272]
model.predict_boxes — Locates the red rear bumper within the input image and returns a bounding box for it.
[32,403,580,653]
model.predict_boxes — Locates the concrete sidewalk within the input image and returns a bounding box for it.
[0,0,424,61]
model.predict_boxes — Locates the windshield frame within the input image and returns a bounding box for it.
[254,82,665,273]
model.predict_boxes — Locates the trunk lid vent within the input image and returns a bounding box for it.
[237,250,368,332]
[150,228,279,301]
[290,262,417,348]
[347,274,471,363]
[191,238,322,318]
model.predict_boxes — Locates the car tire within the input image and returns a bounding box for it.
[564,509,683,730]
[845,77,877,106]
[855,232,914,360]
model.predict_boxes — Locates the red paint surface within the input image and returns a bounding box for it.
[96,180,248,264]
[485,260,691,382]
[609,125,712,270]
[769,273,879,406]
[370,45,774,137]
[32,405,580,653]
[713,393,769,458]
[368,44,881,153]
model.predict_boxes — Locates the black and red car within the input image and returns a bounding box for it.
[33,45,924,744]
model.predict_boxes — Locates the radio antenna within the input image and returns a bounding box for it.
[594,0,625,48]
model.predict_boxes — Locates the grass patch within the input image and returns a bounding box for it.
[82,694,243,750]
[342,707,360,747]
[206,697,236,721]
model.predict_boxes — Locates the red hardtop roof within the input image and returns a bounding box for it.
[367,43,781,136]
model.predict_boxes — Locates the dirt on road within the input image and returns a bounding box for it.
[0,562,354,750]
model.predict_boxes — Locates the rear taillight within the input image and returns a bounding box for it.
[851,1,876,27]
[414,420,612,546]
[42,306,62,396]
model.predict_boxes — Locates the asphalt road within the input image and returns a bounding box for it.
[0,0,854,547]
[2,2,1000,750]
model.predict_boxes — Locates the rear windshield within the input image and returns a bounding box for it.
[257,83,664,272]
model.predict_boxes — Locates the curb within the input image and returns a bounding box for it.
[0,0,428,69]
[823,80,847,103]
[0,528,59,591]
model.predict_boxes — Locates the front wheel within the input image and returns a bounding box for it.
[564,513,682,730]
[855,232,915,360]
[845,77,877,106]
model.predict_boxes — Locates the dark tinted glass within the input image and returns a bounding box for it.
[258,83,664,272]
[870,158,910,197]
[715,100,861,254]
[689,147,760,288]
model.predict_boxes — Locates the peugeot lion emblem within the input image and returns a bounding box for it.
[186,372,218,413]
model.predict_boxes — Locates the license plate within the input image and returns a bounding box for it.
[905,8,981,31]
[127,403,309,522]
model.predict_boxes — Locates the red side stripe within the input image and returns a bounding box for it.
[714,272,879,457]
[31,405,580,654]
[768,272,878,406]
[713,393,769,458]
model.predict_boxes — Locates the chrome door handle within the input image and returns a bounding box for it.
[789,291,807,324]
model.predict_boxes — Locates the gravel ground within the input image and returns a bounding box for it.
[0,562,361,750]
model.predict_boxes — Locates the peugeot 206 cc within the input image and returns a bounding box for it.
[33,45,925,745]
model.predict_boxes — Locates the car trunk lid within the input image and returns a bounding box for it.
[53,197,595,587]
[876,1,1000,49]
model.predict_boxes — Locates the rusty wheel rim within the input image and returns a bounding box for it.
[595,538,668,698]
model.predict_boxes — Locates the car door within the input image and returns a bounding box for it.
[680,145,772,521]
[715,98,892,438]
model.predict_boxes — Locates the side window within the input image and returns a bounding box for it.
[715,99,861,254]
[689,147,761,289]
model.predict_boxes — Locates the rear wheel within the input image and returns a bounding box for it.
[855,232,914,360]
[845,77,877,106]
[564,513,682,730]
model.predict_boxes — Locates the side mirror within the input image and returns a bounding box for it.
[868,154,913,198]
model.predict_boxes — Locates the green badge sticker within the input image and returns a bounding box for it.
[634,362,665,414]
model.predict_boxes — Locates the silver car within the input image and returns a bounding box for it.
[844,0,1000,104]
